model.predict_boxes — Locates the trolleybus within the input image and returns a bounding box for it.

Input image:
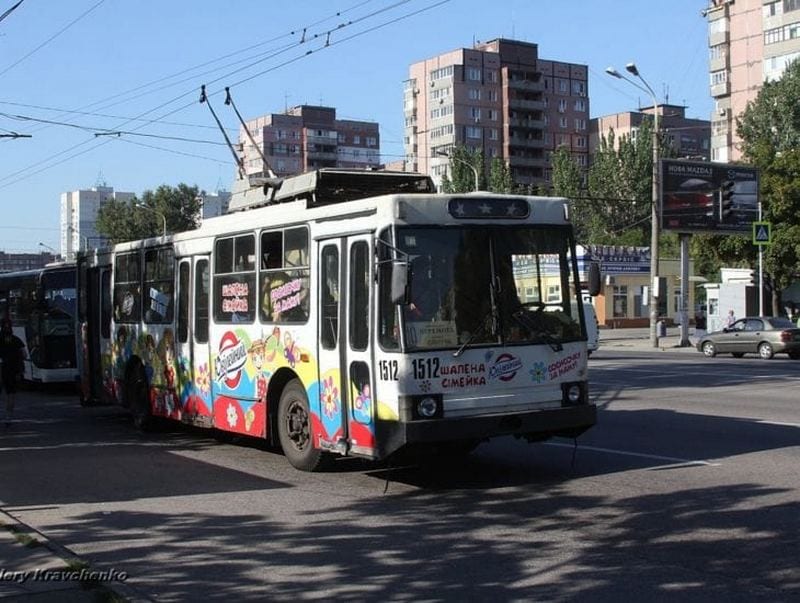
[78,169,599,470]
[0,262,78,383]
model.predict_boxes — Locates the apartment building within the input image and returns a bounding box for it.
[238,105,380,178]
[0,251,58,272]
[60,186,135,261]
[590,104,711,160]
[404,38,589,189]
[706,0,800,162]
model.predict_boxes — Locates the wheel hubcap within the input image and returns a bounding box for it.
[286,400,310,451]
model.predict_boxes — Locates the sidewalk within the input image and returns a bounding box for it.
[0,508,125,602]
[598,326,700,353]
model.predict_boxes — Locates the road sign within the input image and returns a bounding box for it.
[660,159,759,235]
[753,221,771,245]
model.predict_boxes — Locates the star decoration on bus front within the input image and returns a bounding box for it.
[478,203,492,215]
[452,201,466,216]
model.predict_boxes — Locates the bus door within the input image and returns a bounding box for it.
[317,234,376,458]
[174,256,212,425]
[81,262,109,403]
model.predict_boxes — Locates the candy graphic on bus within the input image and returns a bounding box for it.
[215,331,248,389]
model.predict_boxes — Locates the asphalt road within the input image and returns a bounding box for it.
[1,351,798,601]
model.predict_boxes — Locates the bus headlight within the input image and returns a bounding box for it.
[417,397,439,418]
[561,382,587,406]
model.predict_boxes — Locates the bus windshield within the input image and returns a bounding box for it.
[391,226,582,352]
[41,270,77,333]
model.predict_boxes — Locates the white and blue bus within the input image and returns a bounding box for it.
[0,263,78,384]
[78,170,599,471]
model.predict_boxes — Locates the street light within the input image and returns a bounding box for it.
[38,242,57,254]
[136,203,167,237]
[606,63,660,348]
[435,150,480,191]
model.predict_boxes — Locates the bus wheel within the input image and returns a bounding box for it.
[277,379,325,471]
[126,361,153,431]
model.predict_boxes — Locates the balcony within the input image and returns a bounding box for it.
[307,150,338,161]
[509,118,545,130]
[710,80,730,98]
[508,155,547,168]
[509,98,545,111]
[709,54,728,73]
[507,78,545,92]
[508,136,546,149]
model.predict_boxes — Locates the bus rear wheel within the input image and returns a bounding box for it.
[126,361,153,431]
[277,379,326,472]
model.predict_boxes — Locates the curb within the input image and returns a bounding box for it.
[0,508,143,602]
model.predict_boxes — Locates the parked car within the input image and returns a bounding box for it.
[696,316,800,359]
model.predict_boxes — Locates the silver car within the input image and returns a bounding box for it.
[697,316,800,359]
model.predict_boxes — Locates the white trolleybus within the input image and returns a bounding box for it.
[0,262,78,384]
[78,170,600,471]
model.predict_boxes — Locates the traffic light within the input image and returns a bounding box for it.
[747,269,757,286]
[719,180,735,221]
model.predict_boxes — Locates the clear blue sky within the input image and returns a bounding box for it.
[0,0,710,253]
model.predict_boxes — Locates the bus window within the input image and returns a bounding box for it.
[114,252,141,323]
[143,247,175,324]
[214,234,255,323]
[377,229,400,351]
[259,227,309,323]
[194,259,209,343]
[177,261,190,343]
[320,245,339,350]
[349,241,369,351]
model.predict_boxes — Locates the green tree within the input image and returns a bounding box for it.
[440,146,484,193]
[96,183,201,244]
[488,157,515,193]
[737,59,800,312]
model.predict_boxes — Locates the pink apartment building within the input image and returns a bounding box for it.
[706,0,800,162]
[239,105,380,178]
[404,38,589,189]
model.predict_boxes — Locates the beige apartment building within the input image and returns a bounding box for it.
[239,105,380,178]
[590,104,711,160]
[404,38,589,189]
[706,0,800,162]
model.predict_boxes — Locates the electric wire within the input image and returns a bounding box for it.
[0,0,447,189]
[0,0,107,78]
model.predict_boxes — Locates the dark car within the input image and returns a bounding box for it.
[697,316,800,359]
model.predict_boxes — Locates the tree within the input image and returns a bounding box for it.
[96,183,201,244]
[488,157,515,193]
[737,59,800,313]
[440,146,484,193]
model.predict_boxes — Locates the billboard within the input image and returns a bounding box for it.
[660,159,759,234]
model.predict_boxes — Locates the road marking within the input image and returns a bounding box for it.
[756,419,800,428]
[545,441,721,467]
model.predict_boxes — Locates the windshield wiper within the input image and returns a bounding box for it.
[511,310,563,352]
[453,308,496,357]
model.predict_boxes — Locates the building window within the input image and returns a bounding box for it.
[487,69,498,83]
[366,136,377,146]
[558,79,568,93]
[572,80,586,96]
[353,135,360,144]
[574,99,586,112]
[467,67,481,81]
[763,1,782,17]
[470,107,481,120]
[489,128,498,140]
[613,285,628,318]
[466,126,482,139]
[575,118,587,131]
[430,65,454,80]
[559,117,568,129]
[338,133,346,143]
[575,136,586,148]
[786,0,800,13]
[468,88,481,100]
[488,109,498,121]
[765,26,783,44]
[558,98,567,112]
[710,70,728,85]
[487,89,498,102]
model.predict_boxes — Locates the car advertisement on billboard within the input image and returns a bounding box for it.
[660,159,759,234]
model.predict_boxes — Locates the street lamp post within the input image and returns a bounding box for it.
[606,63,660,348]
[435,150,480,191]
[136,203,167,238]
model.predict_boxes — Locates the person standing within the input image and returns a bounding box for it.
[724,309,736,328]
[0,320,25,427]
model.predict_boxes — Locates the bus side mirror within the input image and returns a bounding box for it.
[391,260,410,305]
[587,262,601,297]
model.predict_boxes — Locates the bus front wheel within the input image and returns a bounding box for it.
[277,379,326,472]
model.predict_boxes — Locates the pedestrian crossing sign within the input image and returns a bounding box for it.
[752,221,771,245]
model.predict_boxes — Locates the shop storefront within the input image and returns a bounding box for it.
[579,245,695,328]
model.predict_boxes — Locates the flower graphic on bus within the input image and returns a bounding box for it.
[529,362,547,384]
[195,362,211,395]
[353,384,371,423]
[226,402,238,428]
[321,376,339,419]
[284,332,298,368]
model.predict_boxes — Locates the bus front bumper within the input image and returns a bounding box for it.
[376,403,597,458]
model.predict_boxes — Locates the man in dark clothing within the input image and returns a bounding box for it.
[0,319,25,426]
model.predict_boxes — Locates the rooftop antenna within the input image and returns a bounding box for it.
[200,85,244,179]
[95,171,107,187]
